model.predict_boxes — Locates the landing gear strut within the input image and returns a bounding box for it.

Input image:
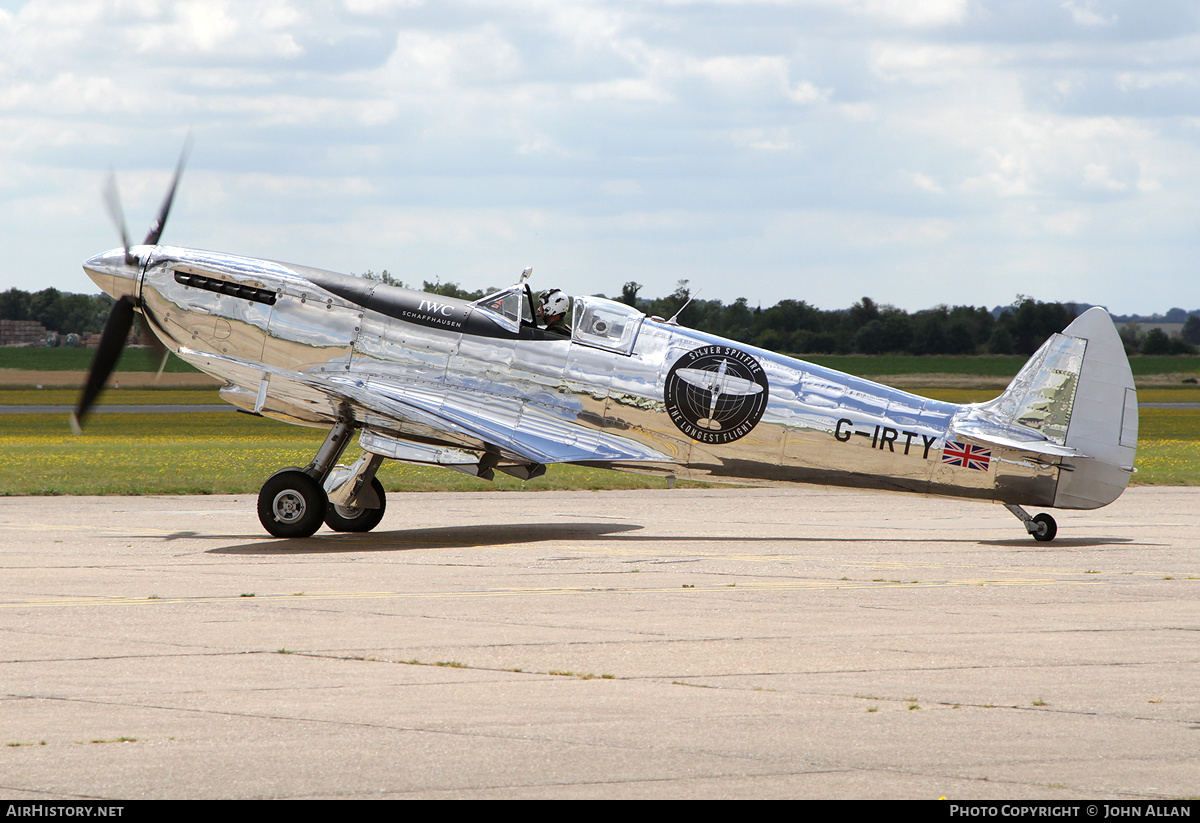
[1004,504,1057,542]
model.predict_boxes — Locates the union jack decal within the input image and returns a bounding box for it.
[941,440,991,471]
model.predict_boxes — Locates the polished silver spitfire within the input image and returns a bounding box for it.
[77,157,1137,541]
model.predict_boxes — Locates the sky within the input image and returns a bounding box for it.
[0,0,1197,315]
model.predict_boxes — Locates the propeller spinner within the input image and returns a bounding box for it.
[73,141,191,433]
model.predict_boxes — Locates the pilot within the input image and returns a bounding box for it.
[536,289,572,337]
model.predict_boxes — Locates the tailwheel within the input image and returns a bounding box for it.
[258,468,328,538]
[324,477,387,533]
[1004,504,1059,543]
[1030,513,1057,542]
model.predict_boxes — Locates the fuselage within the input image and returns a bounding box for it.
[83,244,1113,511]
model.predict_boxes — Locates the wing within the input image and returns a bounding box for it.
[176,347,675,470]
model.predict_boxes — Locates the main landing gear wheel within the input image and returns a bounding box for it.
[258,468,328,538]
[324,477,387,533]
[1030,513,1057,542]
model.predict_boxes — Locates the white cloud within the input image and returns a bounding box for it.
[343,0,424,13]
[0,0,1197,316]
[1082,162,1127,192]
[600,179,642,197]
[840,0,970,28]
[788,80,828,104]
[1061,0,1117,28]
[1043,209,1088,235]
[732,127,796,152]
[870,42,990,86]
[910,172,944,194]
[383,25,522,88]
[571,77,671,103]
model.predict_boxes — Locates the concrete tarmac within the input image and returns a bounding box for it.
[0,486,1196,800]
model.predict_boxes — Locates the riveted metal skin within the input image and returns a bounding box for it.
[84,244,1137,537]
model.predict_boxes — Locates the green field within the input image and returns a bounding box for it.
[805,353,1200,379]
[0,412,690,496]
[0,405,1194,495]
[0,387,222,406]
[8,385,1200,408]
[0,347,200,373]
[6,347,1200,379]
[1,348,1197,494]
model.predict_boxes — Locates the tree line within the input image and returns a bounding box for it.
[6,276,1198,357]
[372,272,1197,357]
[0,288,114,336]
[613,282,1070,356]
[617,281,1198,357]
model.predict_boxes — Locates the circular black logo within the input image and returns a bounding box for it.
[664,345,769,444]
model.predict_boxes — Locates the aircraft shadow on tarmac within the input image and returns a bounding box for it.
[200,522,1136,555]
[208,521,646,554]
[977,537,1138,549]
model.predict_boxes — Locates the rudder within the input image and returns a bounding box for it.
[1052,307,1138,509]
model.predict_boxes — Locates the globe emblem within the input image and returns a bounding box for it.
[664,346,769,444]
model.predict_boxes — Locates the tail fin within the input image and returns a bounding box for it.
[1051,307,1138,509]
[954,307,1137,509]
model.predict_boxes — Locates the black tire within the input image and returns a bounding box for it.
[258,469,327,538]
[324,477,387,533]
[1031,513,1057,542]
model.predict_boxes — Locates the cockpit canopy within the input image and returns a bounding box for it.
[472,285,644,354]
[570,295,644,354]
[475,285,536,329]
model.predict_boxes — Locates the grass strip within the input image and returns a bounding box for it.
[0,348,199,372]
[0,408,1193,495]
[0,412,688,496]
[0,388,223,406]
[6,348,1200,377]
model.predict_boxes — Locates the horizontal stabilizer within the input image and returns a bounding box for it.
[949,426,1080,458]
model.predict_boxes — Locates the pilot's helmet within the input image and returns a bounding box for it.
[538,289,571,320]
